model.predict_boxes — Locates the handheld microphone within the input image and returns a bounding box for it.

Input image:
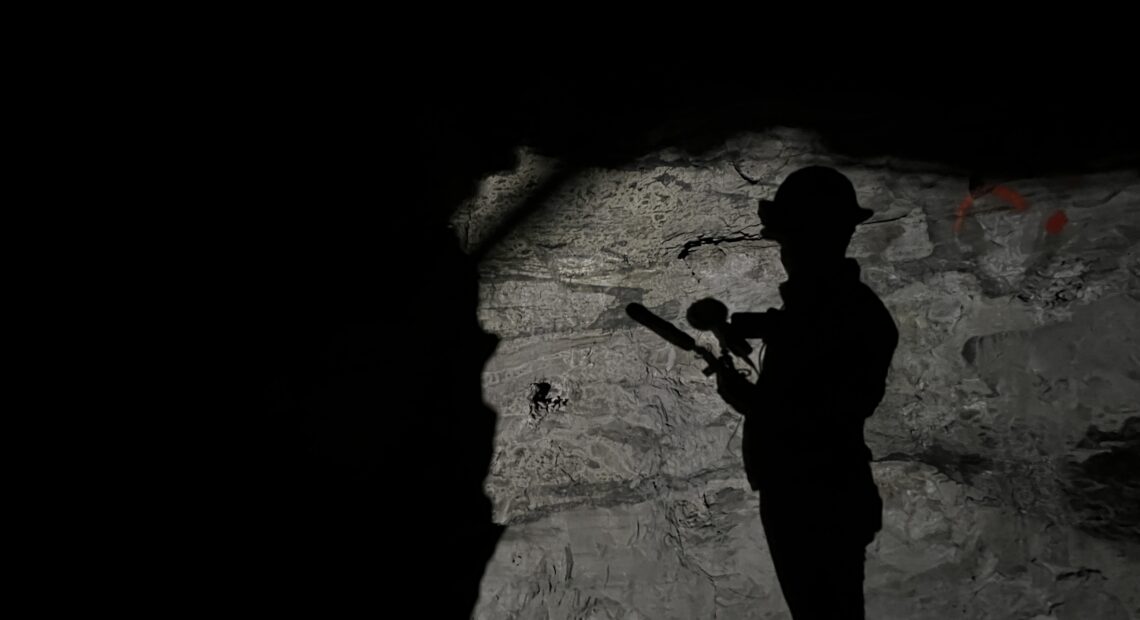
[685,298,756,369]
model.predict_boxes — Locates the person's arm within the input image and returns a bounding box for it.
[715,362,756,416]
[729,308,782,340]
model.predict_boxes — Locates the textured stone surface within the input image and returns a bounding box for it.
[454,129,1140,618]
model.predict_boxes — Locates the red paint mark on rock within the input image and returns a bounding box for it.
[953,194,975,233]
[1045,209,1069,235]
[953,183,1030,234]
[991,185,1028,212]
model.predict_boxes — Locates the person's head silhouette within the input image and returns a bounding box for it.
[758,166,872,278]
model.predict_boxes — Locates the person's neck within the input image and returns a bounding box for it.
[785,257,856,283]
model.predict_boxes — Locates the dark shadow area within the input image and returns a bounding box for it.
[1068,417,1140,542]
[203,70,523,614]
[200,53,1136,616]
[482,59,1140,179]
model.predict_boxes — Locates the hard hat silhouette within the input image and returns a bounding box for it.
[758,166,873,237]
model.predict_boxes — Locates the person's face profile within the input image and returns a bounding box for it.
[758,200,782,240]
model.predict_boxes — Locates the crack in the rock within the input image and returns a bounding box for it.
[860,213,911,226]
[1057,567,1104,582]
[677,233,772,259]
[731,161,764,185]
[498,466,747,526]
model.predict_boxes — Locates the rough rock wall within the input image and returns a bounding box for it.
[453,129,1140,619]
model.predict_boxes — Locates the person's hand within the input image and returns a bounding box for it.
[715,364,754,415]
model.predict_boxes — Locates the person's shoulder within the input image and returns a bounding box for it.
[851,282,898,331]
[852,279,888,308]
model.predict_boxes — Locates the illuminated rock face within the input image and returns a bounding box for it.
[457,130,1140,619]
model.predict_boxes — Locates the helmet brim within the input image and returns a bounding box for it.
[758,200,875,230]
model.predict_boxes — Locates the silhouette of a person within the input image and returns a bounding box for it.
[704,166,898,619]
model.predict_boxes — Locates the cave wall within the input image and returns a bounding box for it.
[454,129,1140,619]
